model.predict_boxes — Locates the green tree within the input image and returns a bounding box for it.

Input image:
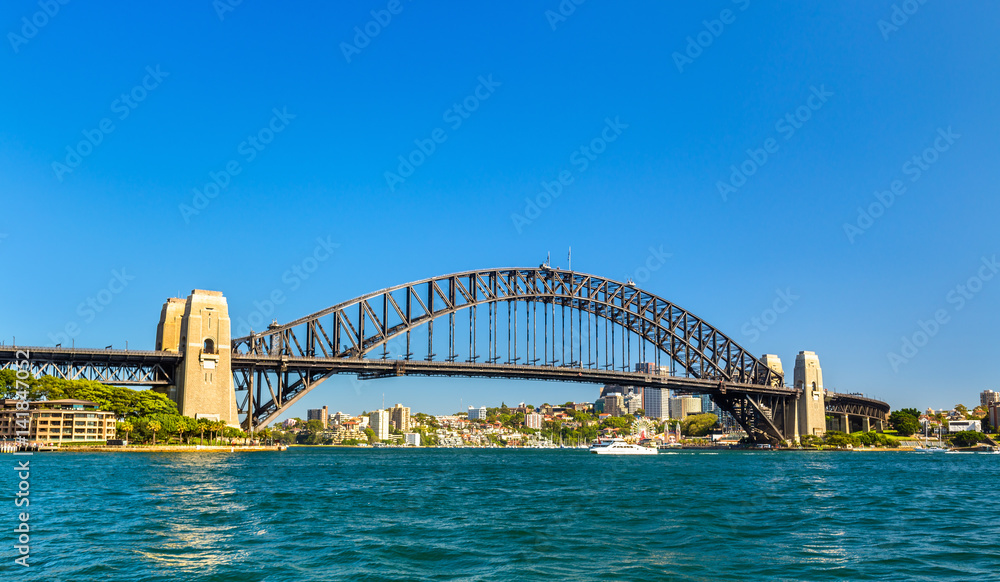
[889,410,920,436]
[148,420,162,445]
[680,413,718,437]
[950,431,986,448]
[117,421,133,443]
[823,430,858,448]
[635,408,645,417]
[364,427,376,444]
[954,404,969,417]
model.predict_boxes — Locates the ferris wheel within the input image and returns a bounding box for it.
[632,418,656,441]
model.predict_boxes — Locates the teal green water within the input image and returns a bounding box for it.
[3,449,998,581]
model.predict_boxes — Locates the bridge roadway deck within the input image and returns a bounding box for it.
[231,355,798,398]
[1,347,888,417]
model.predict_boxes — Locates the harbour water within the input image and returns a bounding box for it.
[4,449,998,581]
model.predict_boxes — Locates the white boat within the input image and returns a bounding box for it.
[914,446,948,453]
[590,438,657,455]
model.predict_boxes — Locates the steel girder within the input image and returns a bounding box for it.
[826,393,890,421]
[0,346,179,386]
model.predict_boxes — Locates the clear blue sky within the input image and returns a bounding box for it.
[3,1,999,421]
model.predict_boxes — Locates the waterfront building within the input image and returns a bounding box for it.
[307,406,329,427]
[947,419,981,433]
[404,432,421,446]
[0,399,116,443]
[981,390,1000,408]
[526,412,543,430]
[390,403,410,431]
[370,409,389,440]
[669,396,702,420]
[643,387,669,419]
[467,406,487,420]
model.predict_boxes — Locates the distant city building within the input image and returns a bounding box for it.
[593,398,605,414]
[282,418,298,428]
[0,399,116,443]
[989,403,999,430]
[669,396,702,420]
[643,387,669,419]
[947,419,981,433]
[525,412,543,430]
[389,403,410,431]
[404,432,421,446]
[604,393,625,416]
[307,406,329,427]
[624,392,643,415]
[981,390,1000,408]
[468,406,487,420]
[695,394,718,415]
[370,410,389,440]
[634,362,663,375]
[331,411,349,426]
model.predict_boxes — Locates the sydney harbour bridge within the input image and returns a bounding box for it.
[0,267,889,444]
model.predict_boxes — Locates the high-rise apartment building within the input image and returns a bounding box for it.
[370,409,389,440]
[389,403,410,431]
[981,390,1000,408]
[307,406,329,427]
[525,412,543,429]
[467,406,487,420]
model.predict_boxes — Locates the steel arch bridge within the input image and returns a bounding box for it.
[0,267,891,443]
[231,267,802,440]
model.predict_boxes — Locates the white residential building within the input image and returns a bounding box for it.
[468,406,488,420]
[404,432,421,446]
[370,409,389,440]
[525,412,543,430]
[947,419,981,433]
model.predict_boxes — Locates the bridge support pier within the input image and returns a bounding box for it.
[155,290,239,427]
[795,351,826,438]
[862,416,871,432]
